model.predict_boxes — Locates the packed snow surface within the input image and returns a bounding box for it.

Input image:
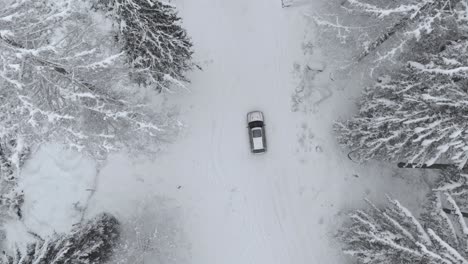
[9,0,431,263]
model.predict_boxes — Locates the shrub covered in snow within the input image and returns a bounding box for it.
[0,213,119,264]
[340,193,468,264]
[94,0,194,92]
[336,39,468,167]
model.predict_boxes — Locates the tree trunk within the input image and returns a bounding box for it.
[397,162,455,170]
[354,1,437,62]
[443,208,468,218]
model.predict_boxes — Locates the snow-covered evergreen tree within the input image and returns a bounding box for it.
[0,0,184,173]
[348,0,463,60]
[314,0,466,70]
[94,0,194,92]
[336,37,468,167]
[0,213,119,264]
[0,0,189,220]
[341,194,468,264]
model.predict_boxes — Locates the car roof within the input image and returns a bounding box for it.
[247,111,264,123]
[252,130,264,150]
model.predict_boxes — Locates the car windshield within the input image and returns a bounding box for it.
[252,129,262,138]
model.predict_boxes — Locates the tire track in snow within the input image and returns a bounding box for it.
[209,119,222,187]
[172,0,313,262]
[214,97,268,264]
[256,6,303,263]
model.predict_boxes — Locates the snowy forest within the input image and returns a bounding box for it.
[4,0,468,263]
[0,0,193,262]
[315,0,468,263]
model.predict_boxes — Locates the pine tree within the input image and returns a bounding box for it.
[0,0,186,217]
[341,193,468,264]
[347,0,463,61]
[1,213,120,264]
[94,0,194,92]
[336,38,468,168]
[0,0,181,164]
[313,0,466,69]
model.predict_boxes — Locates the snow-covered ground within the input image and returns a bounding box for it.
[2,144,96,250]
[86,0,430,263]
[5,0,433,263]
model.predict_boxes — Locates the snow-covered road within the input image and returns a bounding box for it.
[167,1,314,262]
[94,1,340,262]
